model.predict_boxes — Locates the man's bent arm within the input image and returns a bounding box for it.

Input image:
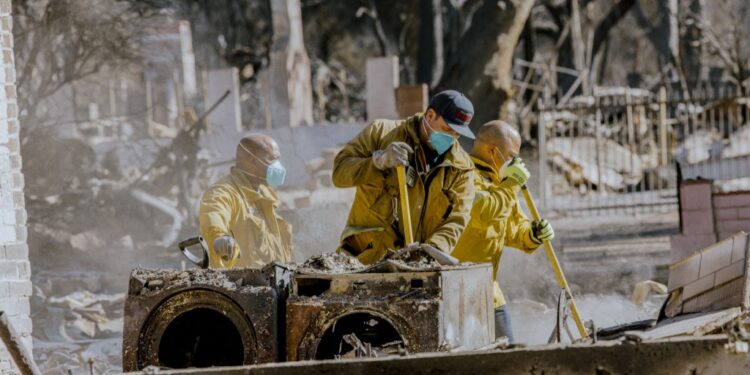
[199,187,236,256]
[332,121,387,188]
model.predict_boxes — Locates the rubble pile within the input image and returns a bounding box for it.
[33,288,125,373]
[299,252,366,274]
[542,95,750,194]
[30,242,182,373]
[304,147,341,191]
[547,137,644,191]
[298,249,447,275]
[129,267,243,296]
[385,248,442,269]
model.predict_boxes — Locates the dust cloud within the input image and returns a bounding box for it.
[499,242,665,344]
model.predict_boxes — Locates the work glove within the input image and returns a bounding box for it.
[530,219,554,245]
[372,142,413,170]
[500,157,530,187]
[213,235,236,260]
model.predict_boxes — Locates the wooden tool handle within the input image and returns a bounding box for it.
[521,185,588,339]
[397,165,414,245]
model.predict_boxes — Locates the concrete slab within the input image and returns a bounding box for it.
[365,57,399,121]
[126,335,749,375]
[206,68,242,132]
[627,307,742,340]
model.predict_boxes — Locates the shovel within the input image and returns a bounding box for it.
[395,165,458,266]
[396,165,415,245]
[521,185,589,339]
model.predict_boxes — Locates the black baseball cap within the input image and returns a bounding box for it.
[428,90,475,139]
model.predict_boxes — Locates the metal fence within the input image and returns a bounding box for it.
[538,85,750,216]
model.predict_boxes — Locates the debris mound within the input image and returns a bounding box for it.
[385,248,442,270]
[299,252,366,274]
[130,267,239,296]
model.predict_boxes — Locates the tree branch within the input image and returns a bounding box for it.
[591,0,637,59]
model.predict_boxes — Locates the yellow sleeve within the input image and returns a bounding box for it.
[199,186,238,258]
[472,189,503,223]
[504,199,541,253]
[332,120,388,188]
[426,170,475,252]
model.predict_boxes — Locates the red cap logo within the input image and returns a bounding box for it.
[455,111,472,123]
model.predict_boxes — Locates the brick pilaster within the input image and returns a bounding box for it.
[0,0,33,372]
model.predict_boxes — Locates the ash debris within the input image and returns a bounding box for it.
[31,269,128,373]
[383,248,442,270]
[298,249,446,275]
[299,252,366,274]
[130,267,242,296]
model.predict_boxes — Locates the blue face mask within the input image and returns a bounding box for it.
[424,118,455,155]
[239,142,286,187]
[265,160,286,187]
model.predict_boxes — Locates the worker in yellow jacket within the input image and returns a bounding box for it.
[199,134,293,268]
[333,90,476,264]
[452,120,554,342]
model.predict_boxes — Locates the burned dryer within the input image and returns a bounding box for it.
[286,263,495,360]
[122,264,290,371]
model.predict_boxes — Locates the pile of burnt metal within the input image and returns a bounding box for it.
[121,251,495,371]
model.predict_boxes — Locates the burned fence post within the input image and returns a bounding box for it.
[0,312,40,375]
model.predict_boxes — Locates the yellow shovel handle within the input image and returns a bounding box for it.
[521,185,588,339]
[397,165,414,245]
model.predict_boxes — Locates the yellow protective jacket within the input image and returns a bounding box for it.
[451,156,541,308]
[332,113,475,264]
[199,167,293,268]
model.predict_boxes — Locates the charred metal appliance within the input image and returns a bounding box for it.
[286,264,494,360]
[122,264,290,371]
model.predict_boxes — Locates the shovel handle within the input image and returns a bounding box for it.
[178,236,209,269]
[396,165,414,245]
[521,185,588,339]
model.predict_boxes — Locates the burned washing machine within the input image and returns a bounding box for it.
[286,263,495,360]
[122,263,290,371]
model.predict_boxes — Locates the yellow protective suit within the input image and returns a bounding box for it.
[332,113,475,264]
[199,167,293,268]
[451,156,541,308]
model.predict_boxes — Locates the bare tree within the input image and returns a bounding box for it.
[13,0,144,136]
[134,0,273,82]
[683,0,749,87]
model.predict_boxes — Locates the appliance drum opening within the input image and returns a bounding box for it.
[315,312,405,359]
[158,307,244,368]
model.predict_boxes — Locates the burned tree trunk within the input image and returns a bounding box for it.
[416,0,444,88]
[590,0,637,63]
[437,0,534,131]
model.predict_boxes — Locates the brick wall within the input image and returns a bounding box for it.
[670,180,717,262]
[667,232,749,316]
[713,192,750,241]
[0,0,33,372]
[671,179,750,260]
